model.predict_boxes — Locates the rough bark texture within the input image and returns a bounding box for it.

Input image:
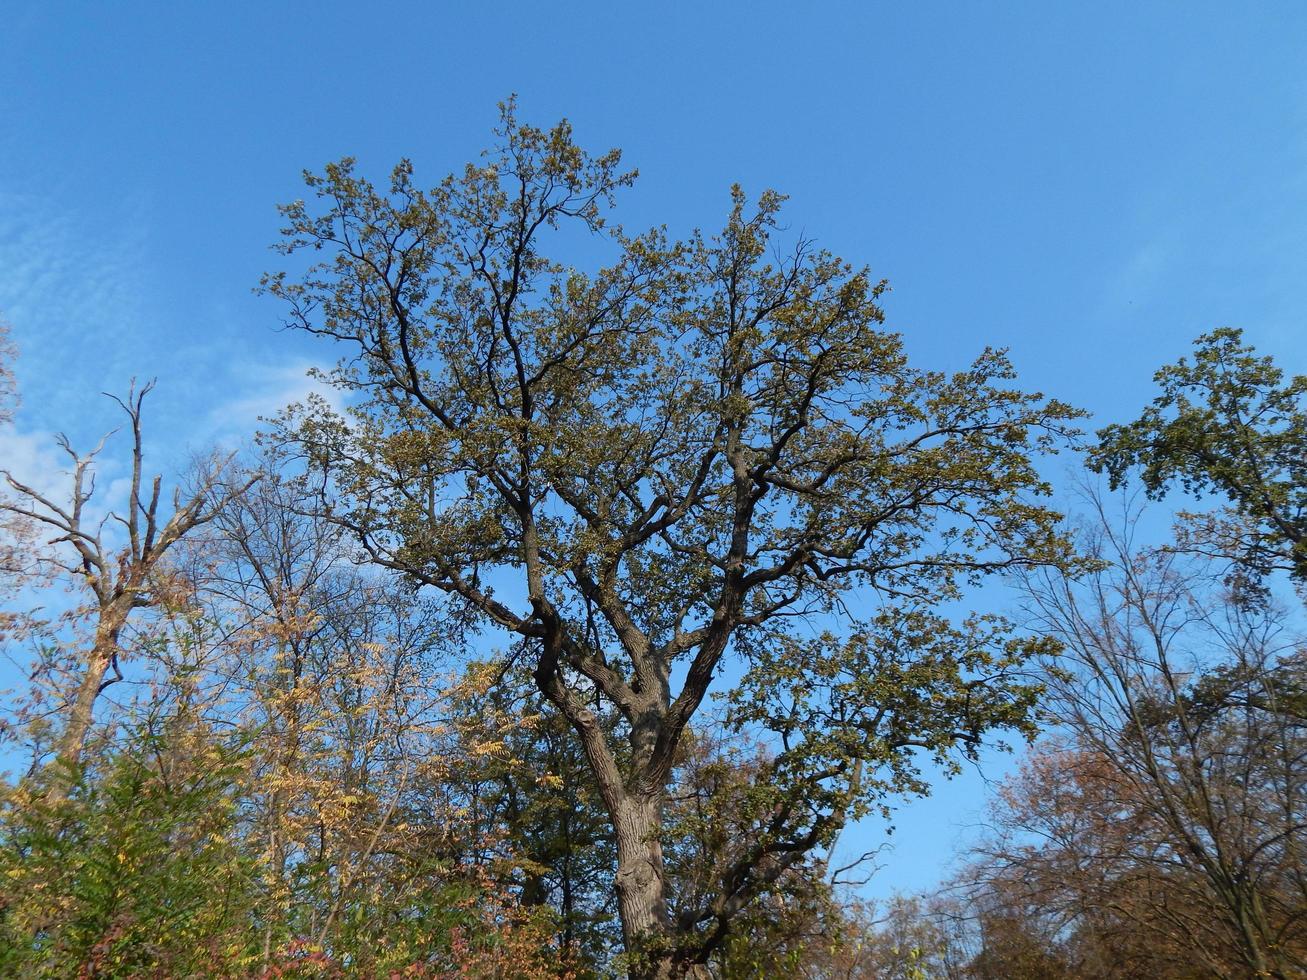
[613,796,668,966]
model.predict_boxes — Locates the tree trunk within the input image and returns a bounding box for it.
[45,615,123,803]
[1232,888,1286,980]
[613,794,678,980]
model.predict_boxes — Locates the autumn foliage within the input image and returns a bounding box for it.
[0,113,1303,979]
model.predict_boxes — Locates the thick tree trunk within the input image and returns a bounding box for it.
[613,794,677,979]
[56,647,110,765]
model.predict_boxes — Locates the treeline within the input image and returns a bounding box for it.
[0,109,1302,978]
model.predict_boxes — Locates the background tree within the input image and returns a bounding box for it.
[0,381,255,796]
[708,889,966,980]
[0,705,264,977]
[1092,327,1307,585]
[966,492,1307,979]
[1,462,578,977]
[445,658,619,974]
[0,316,40,655]
[0,316,15,426]
[264,103,1081,976]
[194,468,538,973]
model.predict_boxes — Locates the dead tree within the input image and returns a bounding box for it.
[1,380,256,795]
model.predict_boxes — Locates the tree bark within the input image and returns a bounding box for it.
[613,793,675,979]
[45,611,125,803]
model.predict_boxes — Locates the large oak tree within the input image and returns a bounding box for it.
[264,104,1080,977]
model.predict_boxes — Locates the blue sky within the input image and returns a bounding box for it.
[3,2,1306,899]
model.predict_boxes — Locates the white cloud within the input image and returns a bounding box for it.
[202,359,346,449]
[0,423,68,504]
[0,189,155,433]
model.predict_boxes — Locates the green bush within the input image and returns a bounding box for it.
[0,723,262,978]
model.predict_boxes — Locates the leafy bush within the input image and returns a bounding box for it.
[0,722,262,978]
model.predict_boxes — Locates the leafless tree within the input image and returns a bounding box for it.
[973,488,1307,978]
[1,380,256,796]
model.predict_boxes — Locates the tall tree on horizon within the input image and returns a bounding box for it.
[264,102,1081,978]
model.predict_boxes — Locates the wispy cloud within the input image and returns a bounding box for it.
[0,423,70,504]
[0,189,155,430]
[202,358,345,450]
[0,189,328,473]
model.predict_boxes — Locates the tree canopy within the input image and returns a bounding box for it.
[7,101,1303,980]
[1092,327,1307,582]
[263,103,1081,976]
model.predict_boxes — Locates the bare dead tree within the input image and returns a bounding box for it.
[1,380,257,797]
